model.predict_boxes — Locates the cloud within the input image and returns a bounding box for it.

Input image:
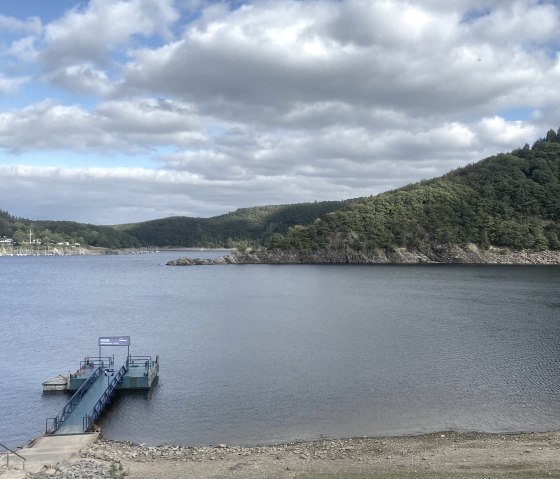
[157,118,533,203]
[0,75,29,94]
[475,116,538,147]
[0,0,559,224]
[0,98,205,153]
[0,14,42,36]
[3,36,38,63]
[40,0,179,67]
[45,64,116,96]
[466,1,560,45]
[0,164,342,224]
[120,0,560,127]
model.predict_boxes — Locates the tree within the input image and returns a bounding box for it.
[12,230,27,244]
[233,240,249,254]
[545,129,558,143]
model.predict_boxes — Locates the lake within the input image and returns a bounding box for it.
[1,252,559,448]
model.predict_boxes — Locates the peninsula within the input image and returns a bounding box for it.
[169,129,560,266]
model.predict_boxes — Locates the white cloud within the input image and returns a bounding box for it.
[0,75,29,94]
[467,1,560,45]
[121,0,560,125]
[0,14,42,35]
[0,0,559,224]
[0,98,205,153]
[3,36,38,62]
[45,64,116,96]
[0,164,340,224]
[40,0,179,67]
[475,116,538,147]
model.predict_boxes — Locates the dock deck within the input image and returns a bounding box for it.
[55,368,119,435]
[47,362,127,435]
[44,336,159,436]
[64,356,159,392]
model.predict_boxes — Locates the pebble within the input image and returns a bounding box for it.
[30,460,114,479]
[14,431,555,478]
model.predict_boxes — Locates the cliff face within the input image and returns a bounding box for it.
[167,244,560,265]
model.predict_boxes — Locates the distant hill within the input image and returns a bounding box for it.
[266,129,560,257]
[3,128,560,256]
[0,212,141,249]
[0,199,348,250]
[119,201,349,247]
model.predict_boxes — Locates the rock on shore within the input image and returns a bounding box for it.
[9,431,560,479]
[167,244,560,266]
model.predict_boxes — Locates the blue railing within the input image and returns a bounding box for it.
[79,356,112,370]
[127,355,156,368]
[83,364,127,432]
[46,366,103,434]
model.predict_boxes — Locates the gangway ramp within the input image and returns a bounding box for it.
[46,363,127,435]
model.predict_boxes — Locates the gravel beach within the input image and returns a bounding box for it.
[10,430,559,479]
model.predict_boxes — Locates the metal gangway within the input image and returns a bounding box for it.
[46,360,127,435]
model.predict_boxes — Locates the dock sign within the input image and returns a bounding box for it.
[99,336,130,346]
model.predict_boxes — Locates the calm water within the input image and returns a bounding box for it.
[1,253,559,448]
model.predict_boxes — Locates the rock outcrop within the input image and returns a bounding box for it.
[167,244,560,266]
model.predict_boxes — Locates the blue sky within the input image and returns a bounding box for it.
[1,0,559,224]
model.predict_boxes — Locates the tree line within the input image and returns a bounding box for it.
[268,129,560,253]
[0,217,141,249]
[119,201,349,247]
[2,127,560,252]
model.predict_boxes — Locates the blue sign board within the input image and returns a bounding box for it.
[98,336,130,346]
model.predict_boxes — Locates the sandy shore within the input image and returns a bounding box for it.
[24,430,560,478]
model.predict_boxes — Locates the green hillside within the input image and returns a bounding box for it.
[120,201,349,247]
[3,128,560,254]
[0,199,347,250]
[0,212,140,249]
[267,129,560,254]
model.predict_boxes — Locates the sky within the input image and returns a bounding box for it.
[1,0,559,225]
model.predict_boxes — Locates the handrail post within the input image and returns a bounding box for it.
[1,442,26,471]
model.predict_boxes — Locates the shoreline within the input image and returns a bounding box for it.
[24,430,560,478]
[167,245,560,266]
[0,245,231,257]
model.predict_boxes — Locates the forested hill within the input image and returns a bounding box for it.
[119,201,349,247]
[0,211,141,249]
[266,129,560,256]
[0,201,347,250]
[4,128,560,254]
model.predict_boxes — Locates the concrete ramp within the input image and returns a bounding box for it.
[8,434,98,474]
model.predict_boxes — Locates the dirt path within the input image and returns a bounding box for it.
[77,431,560,478]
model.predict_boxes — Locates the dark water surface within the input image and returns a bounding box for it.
[1,253,559,448]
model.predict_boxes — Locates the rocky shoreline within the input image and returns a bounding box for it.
[167,244,560,266]
[12,430,560,478]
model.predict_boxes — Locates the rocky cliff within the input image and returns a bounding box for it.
[167,244,560,266]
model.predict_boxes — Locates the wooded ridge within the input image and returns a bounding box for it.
[262,129,560,258]
[2,128,560,256]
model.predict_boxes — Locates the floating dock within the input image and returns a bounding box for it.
[44,336,159,435]
[42,374,70,391]
[60,355,159,392]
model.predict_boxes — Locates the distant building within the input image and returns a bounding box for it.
[0,236,13,244]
